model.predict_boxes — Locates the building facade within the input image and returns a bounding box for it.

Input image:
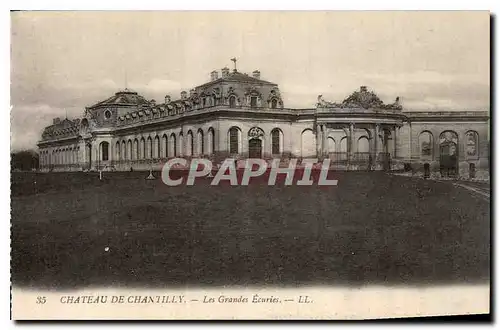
[37,66,489,174]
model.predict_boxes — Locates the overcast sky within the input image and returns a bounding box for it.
[10,11,490,151]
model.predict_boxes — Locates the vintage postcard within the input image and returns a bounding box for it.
[10,11,490,320]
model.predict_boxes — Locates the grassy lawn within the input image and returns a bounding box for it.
[11,171,490,289]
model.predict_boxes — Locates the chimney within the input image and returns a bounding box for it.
[252,70,261,80]
[210,70,219,81]
[181,91,187,100]
[221,67,230,78]
[53,117,61,125]
[164,95,171,104]
[360,86,368,92]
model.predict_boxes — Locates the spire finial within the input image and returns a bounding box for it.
[230,57,237,72]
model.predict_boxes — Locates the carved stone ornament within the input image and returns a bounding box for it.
[317,87,403,110]
[440,131,458,144]
[267,88,281,102]
[191,94,200,104]
[212,87,221,98]
[245,86,261,97]
[248,127,265,139]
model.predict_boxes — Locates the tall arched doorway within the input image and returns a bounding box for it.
[248,127,265,158]
[439,131,459,177]
[248,138,262,158]
[100,141,109,162]
[328,137,336,154]
[301,129,316,158]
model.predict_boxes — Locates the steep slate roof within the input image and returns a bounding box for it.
[41,118,80,140]
[88,88,151,109]
[197,70,277,89]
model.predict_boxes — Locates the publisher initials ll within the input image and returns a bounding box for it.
[298,295,312,304]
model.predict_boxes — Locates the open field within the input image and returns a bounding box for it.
[11,171,490,289]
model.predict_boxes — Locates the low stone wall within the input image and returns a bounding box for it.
[392,170,490,183]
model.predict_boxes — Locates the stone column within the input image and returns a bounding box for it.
[93,141,99,170]
[316,123,322,158]
[394,126,398,159]
[434,130,441,162]
[215,121,221,155]
[322,125,328,158]
[92,141,98,170]
[374,124,380,162]
[83,141,89,170]
[178,133,184,157]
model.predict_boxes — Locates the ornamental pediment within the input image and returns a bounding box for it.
[317,86,402,110]
[244,86,262,97]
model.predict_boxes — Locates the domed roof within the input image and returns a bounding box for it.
[88,88,151,109]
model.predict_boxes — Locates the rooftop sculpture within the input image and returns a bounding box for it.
[317,86,402,110]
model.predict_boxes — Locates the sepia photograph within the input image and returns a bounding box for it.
[9,10,491,320]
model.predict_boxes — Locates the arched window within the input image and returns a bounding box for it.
[339,137,348,153]
[328,137,336,153]
[100,142,109,161]
[301,129,316,158]
[170,134,177,157]
[465,131,479,157]
[207,128,215,155]
[162,134,168,158]
[197,129,204,156]
[128,140,133,160]
[133,139,139,160]
[271,128,281,155]
[187,131,194,156]
[419,131,434,158]
[229,96,236,108]
[115,142,121,160]
[271,99,278,109]
[147,136,153,159]
[250,96,258,108]
[357,136,370,153]
[122,141,127,160]
[154,135,160,158]
[229,127,240,154]
[140,137,146,159]
[439,130,459,158]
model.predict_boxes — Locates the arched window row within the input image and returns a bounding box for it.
[228,127,284,157]
[116,128,216,161]
[416,130,480,159]
[40,146,81,166]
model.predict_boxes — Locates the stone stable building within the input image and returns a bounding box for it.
[37,65,489,174]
